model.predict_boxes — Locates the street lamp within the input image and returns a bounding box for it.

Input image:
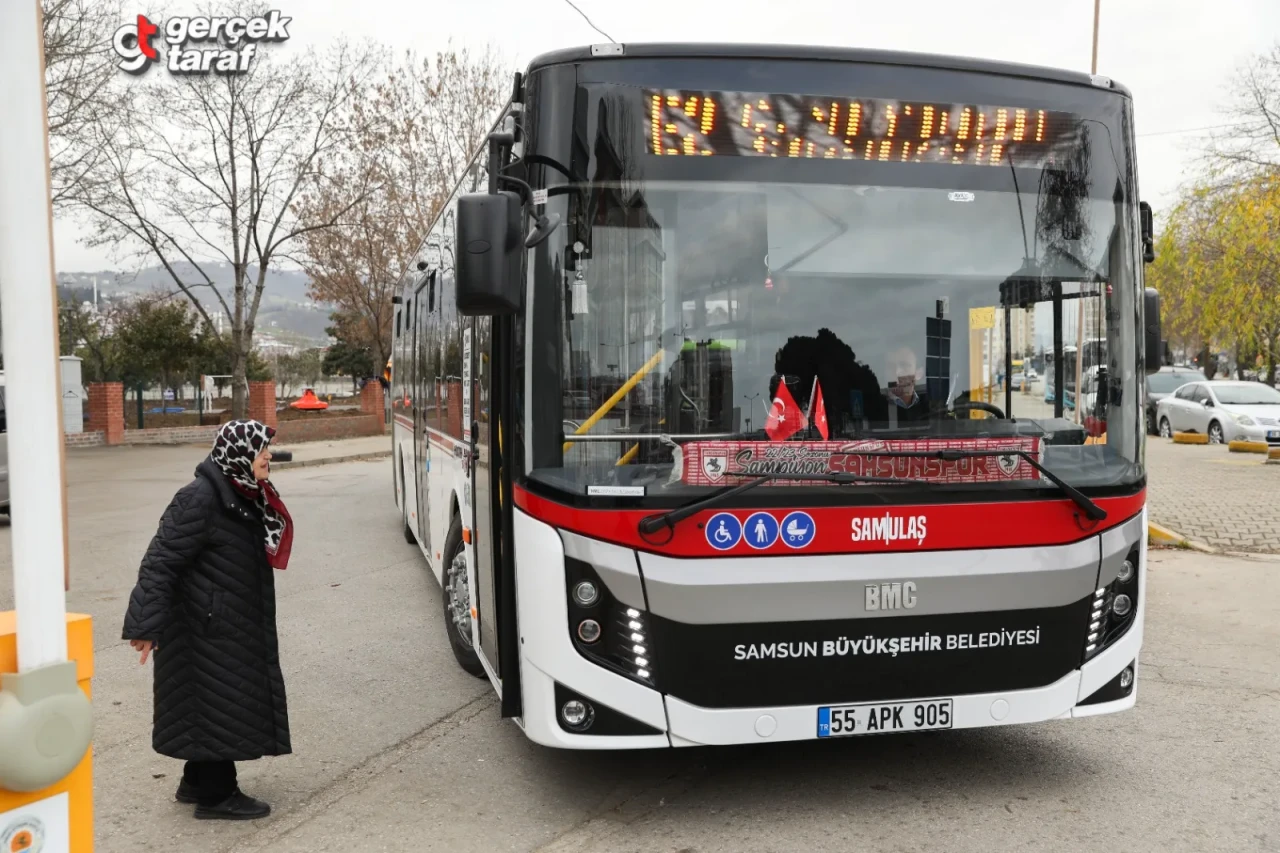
[1091,0,1102,75]
[743,393,760,431]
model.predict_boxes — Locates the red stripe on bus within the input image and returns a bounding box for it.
[511,486,1146,557]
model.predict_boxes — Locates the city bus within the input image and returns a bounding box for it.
[390,43,1163,749]
[1045,337,1106,410]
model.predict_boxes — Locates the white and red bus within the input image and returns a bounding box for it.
[390,43,1163,748]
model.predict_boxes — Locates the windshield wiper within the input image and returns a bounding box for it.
[858,449,1107,521]
[637,472,923,538]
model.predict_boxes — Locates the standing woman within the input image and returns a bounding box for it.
[123,419,294,820]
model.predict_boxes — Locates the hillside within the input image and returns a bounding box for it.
[58,262,334,344]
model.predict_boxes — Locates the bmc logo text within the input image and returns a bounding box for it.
[112,11,291,76]
[865,581,918,611]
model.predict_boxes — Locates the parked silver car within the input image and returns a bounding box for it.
[1155,379,1280,445]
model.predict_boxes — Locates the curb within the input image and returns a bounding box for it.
[272,450,391,471]
[1147,521,1216,553]
[1171,431,1209,445]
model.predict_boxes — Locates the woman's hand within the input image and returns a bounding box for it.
[130,639,154,664]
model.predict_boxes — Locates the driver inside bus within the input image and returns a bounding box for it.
[884,345,930,423]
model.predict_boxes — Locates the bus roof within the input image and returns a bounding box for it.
[525,43,1131,98]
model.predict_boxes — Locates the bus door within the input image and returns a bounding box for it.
[465,319,502,685]
[415,272,434,553]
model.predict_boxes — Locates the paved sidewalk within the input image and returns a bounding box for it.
[1146,439,1280,553]
[272,434,391,468]
[65,433,392,467]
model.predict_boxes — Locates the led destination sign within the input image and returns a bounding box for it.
[646,88,1081,167]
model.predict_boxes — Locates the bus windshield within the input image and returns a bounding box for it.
[525,72,1143,500]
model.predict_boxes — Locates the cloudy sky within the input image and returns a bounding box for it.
[54,0,1278,270]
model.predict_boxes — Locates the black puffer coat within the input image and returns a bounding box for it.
[123,458,291,761]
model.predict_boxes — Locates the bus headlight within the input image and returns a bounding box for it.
[573,581,599,607]
[560,699,593,730]
[565,556,657,687]
[1083,545,1140,663]
[577,619,602,643]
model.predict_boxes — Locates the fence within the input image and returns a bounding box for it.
[69,380,387,449]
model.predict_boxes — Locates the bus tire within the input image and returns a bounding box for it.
[400,459,415,545]
[441,515,486,678]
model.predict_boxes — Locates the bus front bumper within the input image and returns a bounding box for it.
[517,616,1140,749]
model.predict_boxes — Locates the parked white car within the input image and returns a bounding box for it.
[1155,379,1280,445]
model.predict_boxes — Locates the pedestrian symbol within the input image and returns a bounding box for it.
[705,512,742,551]
[744,512,779,549]
[780,511,817,549]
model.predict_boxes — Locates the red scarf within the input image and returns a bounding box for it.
[230,478,294,570]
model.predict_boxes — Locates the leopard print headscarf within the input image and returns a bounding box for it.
[210,419,292,567]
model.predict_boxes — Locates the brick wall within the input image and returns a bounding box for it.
[124,425,220,446]
[248,381,277,428]
[68,385,384,448]
[274,414,383,444]
[360,381,384,417]
[86,382,124,445]
[446,381,462,438]
[65,431,105,448]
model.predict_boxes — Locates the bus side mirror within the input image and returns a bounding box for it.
[456,191,523,316]
[1140,201,1155,264]
[1143,287,1162,375]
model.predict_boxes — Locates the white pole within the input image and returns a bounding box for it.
[0,0,70,670]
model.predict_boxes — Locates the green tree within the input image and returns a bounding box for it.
[115,297,201,396]
[1150,175,1280,384]
[274,348,324,398]
[188,322,272,398]
[323,311,375,392]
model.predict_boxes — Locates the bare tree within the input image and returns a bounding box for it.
[294,44,510,372]
[42,0,127,207]
[68,34,378,417]
[1205,44,1280,178]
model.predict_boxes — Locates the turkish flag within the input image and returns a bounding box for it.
[765,381,806,441]
[810,378,829,440]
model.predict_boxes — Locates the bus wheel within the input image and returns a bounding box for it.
[400,464,415,544]
[442,515,486,678]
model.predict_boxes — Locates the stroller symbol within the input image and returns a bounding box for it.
[780,511,816,549]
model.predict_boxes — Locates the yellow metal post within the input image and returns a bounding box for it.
[564,349,666,453]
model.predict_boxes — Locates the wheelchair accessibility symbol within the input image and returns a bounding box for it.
[705,512,742,551]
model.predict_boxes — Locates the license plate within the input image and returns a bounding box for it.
[1268,431,1280,440]
[817,699,953,738]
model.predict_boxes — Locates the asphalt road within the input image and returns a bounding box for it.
[0,446,1276,852]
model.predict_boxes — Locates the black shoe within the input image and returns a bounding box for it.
[194,791,271,820]
[175,780,199,804]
